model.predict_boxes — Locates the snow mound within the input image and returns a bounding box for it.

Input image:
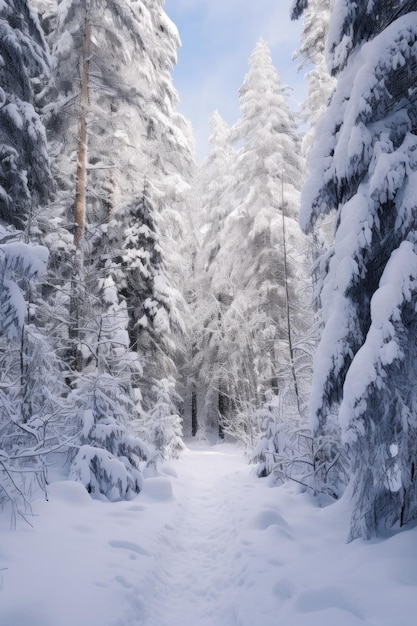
[47,480,91,506]
[249,507,291,531]
[141,476,173,501]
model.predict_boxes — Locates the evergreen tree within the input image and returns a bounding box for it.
[69,370,150,501]
[0,226,67,519]
[199,112,235,289]
[37,0,194,471]
[224,39,306,413]
[194,112,235,437]
[292,0,335,157]
[42,0,156,233]
[0,0,52,229]
[118,181,186,455]
[0,2,68,518]
[120,182,180,378]
[196,41,308,443]
[42,0,194,374]
[300,0,417,537]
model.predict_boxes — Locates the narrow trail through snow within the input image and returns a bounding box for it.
[143,445,253,626]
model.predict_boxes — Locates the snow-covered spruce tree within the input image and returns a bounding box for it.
[198,113,235,279]
[66,226,153,499]
[119,182,180,384]
[134,0,197,449]
[217,40,307,440]
[0,3,71,519]
[139,0,197,433]
[30,1,154,494]
[292,0,336,312]
[117,181,185,458]
[43,0,194,373]
[292,0,335,158]
[193,112,236,437]
[42,0,156,233]
[69,371,150,501]
[39,0,193,468]
[0,0,52,230]
[300,0,417,537]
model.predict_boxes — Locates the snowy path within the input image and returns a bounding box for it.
[1,442,417,626]
[141,445,267,626]
[144,447,245,625]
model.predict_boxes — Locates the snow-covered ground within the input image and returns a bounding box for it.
[1,442,417,626]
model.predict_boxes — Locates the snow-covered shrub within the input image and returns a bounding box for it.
[252,394,312,485]
[70,445,143,502]
[69,373,151,500]
[252,394,347,497]
[0,231,70,522]
[218,399,259,449]
[146,378,185,461]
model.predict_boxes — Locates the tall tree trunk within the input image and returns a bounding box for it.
[74,14,91,245]
[216,296,226,439]
[281,187,302,417]
[218,380,226,439]
[68,251,84,375]
[191,382,198,436]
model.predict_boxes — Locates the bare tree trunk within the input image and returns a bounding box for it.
[74,14,91,245]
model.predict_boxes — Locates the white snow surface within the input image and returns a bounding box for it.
[1,442,417,626]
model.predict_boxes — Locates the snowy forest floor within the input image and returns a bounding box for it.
[1,442,417,626]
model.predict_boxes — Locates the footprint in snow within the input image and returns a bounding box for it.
[108,539,150,557]
[273,577,294,602]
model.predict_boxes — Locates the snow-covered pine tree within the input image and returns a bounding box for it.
[69,370,150,501]
[292,0,335,158]
[219,40,307,435]
[300,0,417,537]
[38,0,194,467]
[194,112,236,437]
[0,2,71,519]
[199,112,235,280]
[117,181,185,458]
[43,0,194,374]
[138,0,197,430]
[65,226,152,500]
[0,0,52,229]
[120,182,174,372]
[42,0,157,236]
[292,0,336,303]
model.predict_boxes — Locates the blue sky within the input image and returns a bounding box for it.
[164,0,305,159]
